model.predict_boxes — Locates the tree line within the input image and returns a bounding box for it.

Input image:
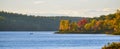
[58,10,120,35]
[0,11,82,31]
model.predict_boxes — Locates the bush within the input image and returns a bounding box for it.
[102,42,120,49]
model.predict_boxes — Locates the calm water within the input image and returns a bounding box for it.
[0,31,120,49]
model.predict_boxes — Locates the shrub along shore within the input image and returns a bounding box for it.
[102,42,120,49]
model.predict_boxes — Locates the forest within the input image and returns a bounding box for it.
[0,11,82,31]
[58,10,120,35]
[0,10,120,35]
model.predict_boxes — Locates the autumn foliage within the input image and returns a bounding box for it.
[59,20,70,31]
[58,9,120,35]
[102,42,120,49]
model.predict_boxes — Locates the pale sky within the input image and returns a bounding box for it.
[0,0,120,17]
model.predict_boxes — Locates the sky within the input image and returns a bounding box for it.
[0,0,120,17]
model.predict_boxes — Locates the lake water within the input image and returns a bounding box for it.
[0,31,120,49]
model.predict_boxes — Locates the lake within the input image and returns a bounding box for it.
[0,31,120,49]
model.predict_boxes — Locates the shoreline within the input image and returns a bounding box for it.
[55,31,120,35]
[55,31,105,34]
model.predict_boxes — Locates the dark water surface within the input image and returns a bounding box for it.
[0,31,120,49]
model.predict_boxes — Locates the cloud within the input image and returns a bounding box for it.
[22,9,109,17]
[33,1,45,5]
[102,8,112,12]
[79,0,89,2]
[3,8,117,17]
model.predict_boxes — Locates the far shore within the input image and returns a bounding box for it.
[55,31,105,34]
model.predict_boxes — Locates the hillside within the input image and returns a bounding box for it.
[0,11,83,31]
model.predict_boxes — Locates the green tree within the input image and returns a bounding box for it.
[70,22,78,31]
[0,16,5,21]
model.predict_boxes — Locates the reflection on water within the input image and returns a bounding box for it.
[0,31,120,49]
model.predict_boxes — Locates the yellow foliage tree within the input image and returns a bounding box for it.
[59,20,70,31]
[113,9,120,34]
[84,23,92,31]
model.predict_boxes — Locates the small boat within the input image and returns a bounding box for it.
[30,33,33,35]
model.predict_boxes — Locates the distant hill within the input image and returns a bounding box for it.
[0,11,83,31]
